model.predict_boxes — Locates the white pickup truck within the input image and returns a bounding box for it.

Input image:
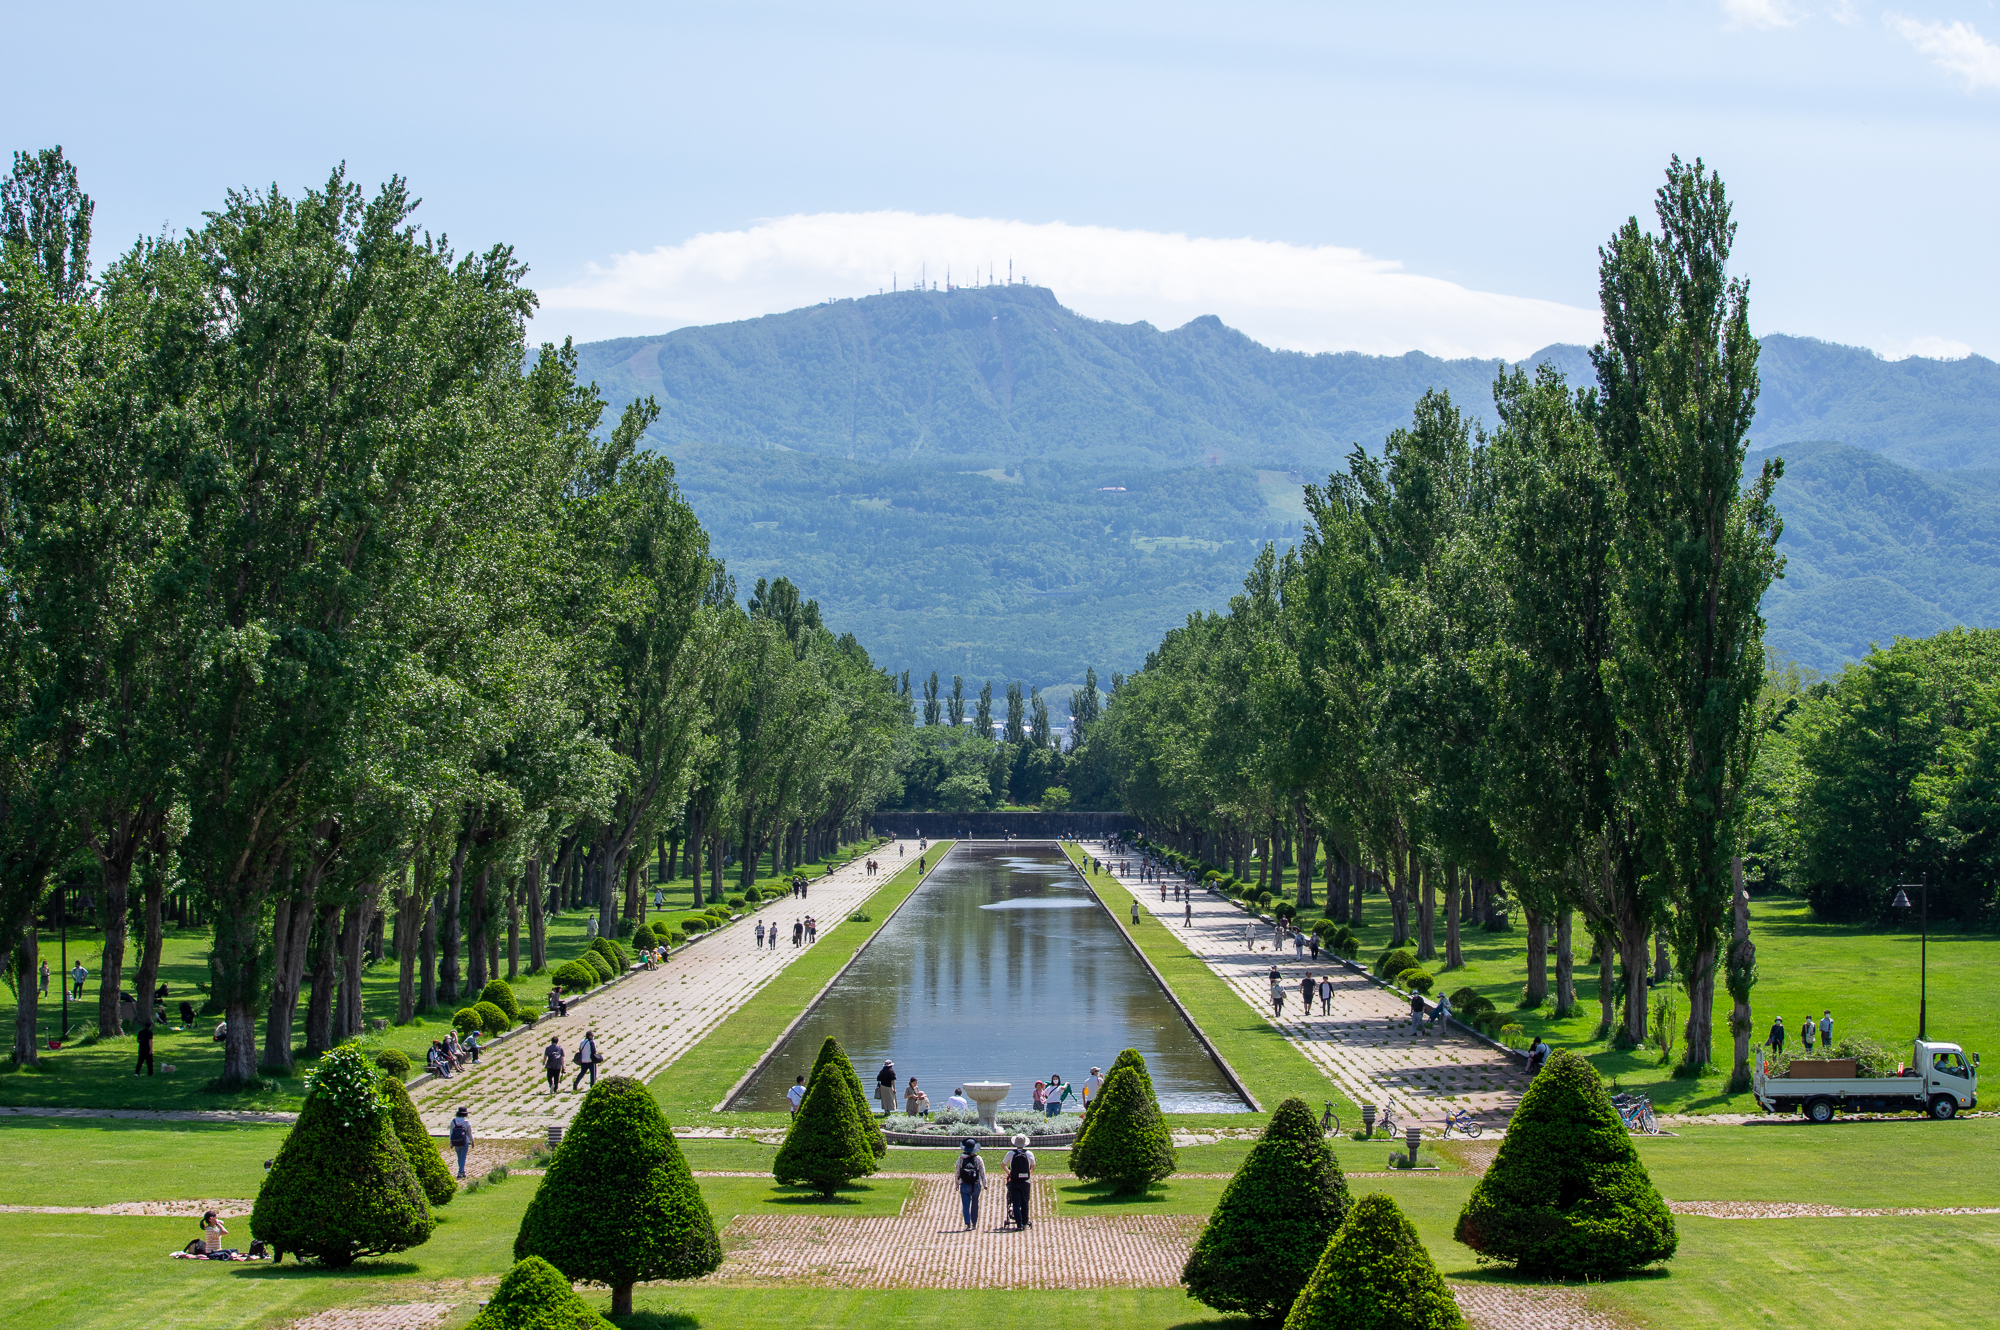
[1753,1039,1980,1123]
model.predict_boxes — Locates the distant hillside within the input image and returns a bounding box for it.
[575,290,2000,683]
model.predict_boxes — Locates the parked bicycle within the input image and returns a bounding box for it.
[1319,1100,1342,1138]
[1375,1102,1400,1139]
[1611,1092,1660,1135]
[1440,1106,1483,1138]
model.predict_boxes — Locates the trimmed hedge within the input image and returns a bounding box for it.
[1182,1097,1352,1318]
[1374,949,1418,980]
[550,960,598,993]
[579,951,614,984]
[1283,1192,1464,1330]
[473,1001,512,1037]
[374,1048,414,1080]
[467,1255,615,1330]
[481,980,521,1023]
[381,1075,456,1207]
[773,1037,880,1197]
[515,1076,720,1316]
[453,1008,482,1035]
[678,916,710,935]
[810,1032,887,1157]
[1070,1049,1175,1193]
[251,1045,435,1265]
[1397,969,1435,995]
[1454,1048,1676,1274]
[588,937,629,972]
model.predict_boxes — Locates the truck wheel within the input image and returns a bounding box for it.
[1804,1097,1836,1124]
[1929,1095,1958,1120]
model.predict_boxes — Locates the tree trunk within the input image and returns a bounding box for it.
[215,887,269,1087]
[304,901,340,1056]
[419,896,438,1013]
[93,865,131,1039]
[526,858,547,973]
[1255,835,1268,892]
[337,895,371,1042]
[467,865,490,993]
[1350,853,1366,927]
[1555,909,1576,1014]
[665,832,680,884]
[1619,927,1650,1044]
[1416,858,1436,961]
[1654,931,1671,984]
[442,837,467,1006]
[1293,800,1316,909]
[1523,908,1549,1004]
[1596,930,1617,1037]
[132,850,166,1034]
[1726,856,1756,1091]
[1388,840,1412,948]
[1444,861,1464,969]
[612,1283,634,1318]
[263,884,314,1073]
[710,830,724,904]
[12,925,39,1065]
[506,873,520,981]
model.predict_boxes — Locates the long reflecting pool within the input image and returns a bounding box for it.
[731,842,1247,1113]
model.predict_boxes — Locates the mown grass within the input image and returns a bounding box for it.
[0,838,888,1113]
[647,844,953,1126]
[1061,844,1358,1125]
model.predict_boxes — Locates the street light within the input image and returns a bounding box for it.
[1890,875,1928,1041]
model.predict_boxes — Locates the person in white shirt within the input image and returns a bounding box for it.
[788,1075,807,1115]
[1002,1133,1036,1229]
[1082,1068,1103,1104]
[947,1087,971,1111]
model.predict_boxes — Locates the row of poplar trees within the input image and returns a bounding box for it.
[0,148,908,1084]
[1096,158,1784,1087]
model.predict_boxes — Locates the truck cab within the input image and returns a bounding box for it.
[1915,1040,1979,1115]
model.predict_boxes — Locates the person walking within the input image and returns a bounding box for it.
[571,1029,600,1092]
[1003,1134,1035,1229]
[1767,1015,1786,1055]
[756,920,766,948]
[1299,973,1315,1014]
[543,1036,565,1094]
[1270,972,1286,1018]
[1820,1010,1834,1050]
[768,923,778,951]
[788,1075,808,1116]
[1318,974,1333,1016]
[449,1106,474,1179]
[1184,898,1192,926]
[954,1139,987,1230]
[792,919,803,948]
[134,1022,154,1076]
[876,1060,898,1115]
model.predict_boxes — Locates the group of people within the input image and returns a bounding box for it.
[785,874,814,899]
[541,1028,603,1093]
[1246,918,1320,960]
[1767,1010,1837,1055]
[951,1134,1039,1230]
[754,917,817,950]
[1267,966,1343,1020]
[1032,1069,1097,1115]
[426,1029,479,1078]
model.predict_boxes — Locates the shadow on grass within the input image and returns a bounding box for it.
[763,1184,885,1205]
[614,1313,702,1330]
[1057,1181,1172,1206]
[1442,1263,1674,1287]
[231,1259,422,1280]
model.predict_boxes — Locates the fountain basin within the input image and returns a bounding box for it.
[962,1081,1012,1132]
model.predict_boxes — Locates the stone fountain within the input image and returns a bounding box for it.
[962,1081,1012,1133]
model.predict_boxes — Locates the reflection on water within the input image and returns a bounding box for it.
[731,843,1247,1114]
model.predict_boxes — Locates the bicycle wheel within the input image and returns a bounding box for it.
[1642,1104,1659,1135]
[1464,1120,1483,1138]
[1323,1112,1340,1137]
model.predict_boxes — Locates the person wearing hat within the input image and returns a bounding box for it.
[876,1060,898,1115]
[1002,1134,1036,1229]
[449,1106,474,1178]
[953,1138,987,1230]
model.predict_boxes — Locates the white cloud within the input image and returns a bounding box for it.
[1881,334,1975,360]
[1721,0,1801,31]
[537,211,1600,361]
[1886,13,2000,88]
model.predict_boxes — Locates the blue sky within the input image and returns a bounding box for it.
[10,1,1998,358]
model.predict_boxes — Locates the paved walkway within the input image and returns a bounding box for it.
[1083,841,1527,1132]
[409,841,936,1135]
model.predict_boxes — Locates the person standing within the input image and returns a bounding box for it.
[1318,975,1333,1016]
[1767,1015,1786,1055]
[788,1075,808,1116]
[586,914,598,940]
[954,1139,987,1230]
[1183,898,1192,926]
[876,1060,898,1115]
[1801,1014,1816,1053]
[756,920,766,948]
[1082,1067,1103,1105]
[1270,973,1286,1018]
[1003,1134,1035,1229]
[571,1029,600,1092]
[70,960,87,1001]
[1410,989,1425,1034]
[1131,899,1140,926]
[543,1036,565,1094]
[38,959,48,996]
[905,1077,930,1117]
[1820,1010,1834,1050]
[134,1022,154,1076]
[449,1106,474,1179]
[1427,990,1453,1035]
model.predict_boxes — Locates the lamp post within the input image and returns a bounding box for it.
[1890,876,1928,1041]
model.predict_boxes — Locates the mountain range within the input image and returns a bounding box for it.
[574,284,2000,687]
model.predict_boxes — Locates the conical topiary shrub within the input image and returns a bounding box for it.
[466,1255,615,1330]
[251,1044,436,1265]
[1182,1097,1352,1317]
[381,1075,456,1207]
[774,1038,880,1197]
[1284,1192,1464,1330]
[480,979,521,1023]
[515,1076,721,1317]
[1454,1048,1676,1274]
[808,1034,887,1157]
[1069,1054,1176,1193]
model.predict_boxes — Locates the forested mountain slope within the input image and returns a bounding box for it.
[576,290,2000,682]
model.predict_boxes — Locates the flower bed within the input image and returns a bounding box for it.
[881,1108,1082,1137]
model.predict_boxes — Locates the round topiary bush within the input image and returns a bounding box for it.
[467,1255,615,1330]
[1398,969,1435,995]
[1374,948,1418,980]
[473,1001,511,1037]
[1274,901,1298,921]
[374,1048,414,1080]
[1284,1192,1464,1330]
[1070,1049,1176,1193]
[550,959,598,992]
[678,915,709,935]
[480,979,521,1023]
[589,937,629,972]
[725,895,746,911]
[1182,1097,1352,1318]
[250,1045,435,1265]
[1454,1048,1676,1274]
[380,1074,456,1208]
[742,886,762,903]
[515,1076,721,1317]
[773,1037,881,1197]
[615,916,639,941]
[453,1008,482,1035]
[578,951,613,983]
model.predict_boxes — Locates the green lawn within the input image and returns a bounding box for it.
[1221,878,1996,1114]
[1062,844,1358,1126]
[648,843,953,1126]
[0,838,888,1112]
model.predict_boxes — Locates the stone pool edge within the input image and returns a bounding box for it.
[1064,845,1264,1114]
[714,842,959,1112]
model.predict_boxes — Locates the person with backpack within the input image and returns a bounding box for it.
[572,1030,600,1091]
[449,1106,474,1178]
[954,1139,987,1230]
[543,1036,565,1094]
[1002,1133,1035,1229]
